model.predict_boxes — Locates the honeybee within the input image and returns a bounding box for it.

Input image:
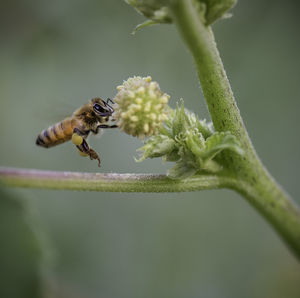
[36,97,117,166]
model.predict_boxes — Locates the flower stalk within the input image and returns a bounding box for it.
[0,167,236,192]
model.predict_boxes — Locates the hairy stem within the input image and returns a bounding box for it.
[0,167,235,192]
[170,0,300,257]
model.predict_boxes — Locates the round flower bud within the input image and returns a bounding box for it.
[113,76,170,139]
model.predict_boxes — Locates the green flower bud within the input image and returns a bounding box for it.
[113,76,170,139]
[137,135,176,161]
[136,99,244,179]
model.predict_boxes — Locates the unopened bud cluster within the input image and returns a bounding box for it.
[136,101,244,179]
[113,76,170,139]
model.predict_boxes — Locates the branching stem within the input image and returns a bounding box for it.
[170,0,300,258]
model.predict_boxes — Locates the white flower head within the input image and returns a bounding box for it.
[113,76,170,139]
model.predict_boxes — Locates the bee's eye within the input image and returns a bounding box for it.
[93,103,106,114]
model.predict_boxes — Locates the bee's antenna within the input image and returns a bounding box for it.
[105,98,115,113]
[106,98,115,105]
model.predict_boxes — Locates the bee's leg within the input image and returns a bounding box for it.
[72,128,101,166]
[85,146,101,167]
[91,124,118,135]
[97,124,118,129]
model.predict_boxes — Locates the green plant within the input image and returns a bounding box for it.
[1,0,300,259]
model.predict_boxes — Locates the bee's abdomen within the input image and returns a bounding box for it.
[36,118,76,148]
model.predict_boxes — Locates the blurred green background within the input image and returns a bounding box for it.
[1,0,300,297]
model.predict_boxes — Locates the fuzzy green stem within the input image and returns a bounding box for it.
[170,0,300,258]
[0,167,235,192]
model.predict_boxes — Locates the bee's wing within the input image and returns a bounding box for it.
[35,99,78,124]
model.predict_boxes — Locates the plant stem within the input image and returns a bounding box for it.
[170,0,300,258]
[0,167,235,192]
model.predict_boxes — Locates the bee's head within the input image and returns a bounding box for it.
[91,97,114,117]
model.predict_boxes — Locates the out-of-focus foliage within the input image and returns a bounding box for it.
[0,189,44,298]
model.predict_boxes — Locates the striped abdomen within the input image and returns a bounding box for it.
[36,117,79,148]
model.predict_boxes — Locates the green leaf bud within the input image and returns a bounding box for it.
[167,161,198,179]
[125,0,172,23]
[125,0,237,29]
[202,131,244,161]
[198,0,237,25]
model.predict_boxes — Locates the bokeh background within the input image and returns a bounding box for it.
[1,0,300,297]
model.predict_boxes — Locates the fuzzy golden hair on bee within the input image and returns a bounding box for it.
[35,97,117,166]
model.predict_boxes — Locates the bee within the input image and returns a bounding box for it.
[36,97,117,166]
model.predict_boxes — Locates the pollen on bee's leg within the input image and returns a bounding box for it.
[78,150,88,157]
[72,133,83,145]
